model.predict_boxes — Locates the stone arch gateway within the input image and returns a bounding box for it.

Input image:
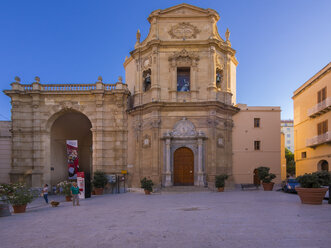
[4,79,130,187]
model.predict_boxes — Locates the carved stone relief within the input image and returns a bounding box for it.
[168,49,199,67]
[142,56,152,70]
[172,117,197,137]
[142,134,151,148]
[168,22,200,39]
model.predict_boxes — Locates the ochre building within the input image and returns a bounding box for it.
[3,4,281,188]
[293,62,331,175]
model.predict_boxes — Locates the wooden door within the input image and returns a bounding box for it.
[253,169,260,185]
[174,147,194,186]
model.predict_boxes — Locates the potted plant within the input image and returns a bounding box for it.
[0,183,38,213]
[215,174,228,192]
[256,166,276,191]
[92,171,108,195]
[140,177,153,195]
[57,181,73,201]
[296,171,331,205]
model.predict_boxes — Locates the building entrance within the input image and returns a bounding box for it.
[174,147,194,186]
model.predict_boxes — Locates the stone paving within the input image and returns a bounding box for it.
[0,190,331,248]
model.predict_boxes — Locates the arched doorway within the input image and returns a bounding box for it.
[174,147,194,186]
[50,111,92,186]
[318,160,329,172]
[253,169,260,185]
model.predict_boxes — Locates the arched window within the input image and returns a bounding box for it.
[318,160,329,172]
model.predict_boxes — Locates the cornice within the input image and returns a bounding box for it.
[292,62,331,99]
[127,101,239,115]
[129,39,236,58]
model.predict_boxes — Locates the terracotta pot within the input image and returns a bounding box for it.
[217,187,224,192]
[296,187,328,205]
[94,188,104,195]
[65,196,72,202]
[144,189,151,195]
[13,205,27,213]
[262,182,274,191]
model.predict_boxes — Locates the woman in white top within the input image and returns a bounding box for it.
[42,184,49,204]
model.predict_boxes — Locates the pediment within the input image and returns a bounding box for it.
[161,5,206,17]
[148,4,219,22]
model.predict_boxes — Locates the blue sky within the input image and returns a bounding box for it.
[0,0,330,120]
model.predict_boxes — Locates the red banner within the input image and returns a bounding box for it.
[66,140,79,179]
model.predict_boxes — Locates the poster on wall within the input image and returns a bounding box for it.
[66,140,79,179]
[77,172,85,199]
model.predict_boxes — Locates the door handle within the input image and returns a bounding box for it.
[190,171,193,173]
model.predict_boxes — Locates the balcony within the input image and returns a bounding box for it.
[308,97,331,117]
[306,131,331,147]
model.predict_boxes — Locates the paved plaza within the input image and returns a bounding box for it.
[1,190,331,248]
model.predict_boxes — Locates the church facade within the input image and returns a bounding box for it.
[3,4,282,188]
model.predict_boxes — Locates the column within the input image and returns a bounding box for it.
[164,138,172,186]
[197,138,204,186]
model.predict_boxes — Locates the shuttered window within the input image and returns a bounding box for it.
[317,120,328,135]
[254,141,260,150]
[254,118,260,128]
[317,87,327,103]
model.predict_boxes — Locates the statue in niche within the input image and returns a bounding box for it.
[143,69,151,92]
[177,67,190,92]
[216,69,223,89]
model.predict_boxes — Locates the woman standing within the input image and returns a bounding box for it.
[42,184,49,204]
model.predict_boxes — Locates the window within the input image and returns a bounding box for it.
[254,118,260,128]
[287,128,290,131]
[287,140,291,144]
[287,134,291,138]
[317,120,328,135]
[317,87,327,103]
[177,67,190,92]
[254,141,260,150]
[301,152,307,158]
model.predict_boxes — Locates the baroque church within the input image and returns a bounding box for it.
[3,4,282,189]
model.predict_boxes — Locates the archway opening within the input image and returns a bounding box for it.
[318,160,329,172]
[50,111,92,186]
[174,147,194,186]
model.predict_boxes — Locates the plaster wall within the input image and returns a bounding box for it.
[0,121,11,183]
[232,104,281,184]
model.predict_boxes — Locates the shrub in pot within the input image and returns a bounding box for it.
[92,171,108,195]
[0,183,38,213]
[215,174,228,192]
[296,171,331,205]
[57,181,73,201]
[140,177,153,195]
[256,166,276,191]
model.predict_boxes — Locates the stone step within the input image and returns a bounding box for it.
[160,186,211,193]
